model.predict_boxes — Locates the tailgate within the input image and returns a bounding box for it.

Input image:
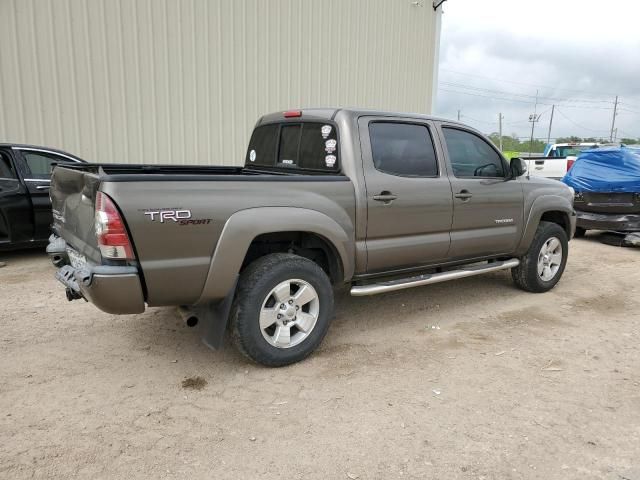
[577,192,640,214]
[50,165,102,264]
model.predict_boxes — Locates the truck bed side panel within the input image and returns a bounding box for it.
[100,178,355,306]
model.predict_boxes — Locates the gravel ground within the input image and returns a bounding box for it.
[1,235,639,480]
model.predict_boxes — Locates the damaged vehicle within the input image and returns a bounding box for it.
[563,146,640,237]
[47,108,576,366]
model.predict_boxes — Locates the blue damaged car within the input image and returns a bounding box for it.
[563,146,640,236]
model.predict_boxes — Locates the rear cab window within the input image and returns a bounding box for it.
[246,121,340,173]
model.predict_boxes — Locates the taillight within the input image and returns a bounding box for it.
[567,159,576,171]
[95,191,134,260]
[283,110,302,118]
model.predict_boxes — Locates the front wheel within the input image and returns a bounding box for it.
[229,253,334,366]
[512,221,568,293]
[574,227,587,238]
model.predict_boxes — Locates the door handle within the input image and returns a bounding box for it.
[36,185,50,190]
[372,191,398,203]
[454,190,473,200]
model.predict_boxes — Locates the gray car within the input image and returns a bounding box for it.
[47,108,576,366]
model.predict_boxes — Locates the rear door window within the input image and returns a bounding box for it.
[246,122,339,172]
[20,151,71,179]
[368,122,438,177]
[0,152,16,179]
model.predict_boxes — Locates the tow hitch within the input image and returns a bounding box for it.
[55,265,85,302]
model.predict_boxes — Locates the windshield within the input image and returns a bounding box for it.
[552,145,597,157]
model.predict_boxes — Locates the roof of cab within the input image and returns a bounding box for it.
[258,108,471,129]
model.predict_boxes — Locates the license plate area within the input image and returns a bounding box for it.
[66,247,88,270]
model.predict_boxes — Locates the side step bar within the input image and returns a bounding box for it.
[350,259,520,296]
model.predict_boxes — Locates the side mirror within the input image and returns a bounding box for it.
[509,157,527,178]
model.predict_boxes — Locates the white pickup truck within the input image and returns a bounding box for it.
[526,143,600,180]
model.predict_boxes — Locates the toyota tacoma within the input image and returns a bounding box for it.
[47,108,576,366]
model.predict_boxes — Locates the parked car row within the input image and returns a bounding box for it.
[2,138,639,254]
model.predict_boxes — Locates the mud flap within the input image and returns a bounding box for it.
[200,276,238,350]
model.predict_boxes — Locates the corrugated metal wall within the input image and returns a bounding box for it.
[0,0,439,165]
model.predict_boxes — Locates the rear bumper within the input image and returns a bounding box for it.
[576,210,640,232]
[48,236,145,314]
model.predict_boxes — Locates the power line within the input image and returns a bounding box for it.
[440,68,616,97]
[460,114,495,125]
[440,81,613,105]
[439,87,615,110]
[555,108,610,134]
[439,88,549,105]
[618,129,640,139]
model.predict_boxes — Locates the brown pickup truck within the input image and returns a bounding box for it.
[48,108,576,366]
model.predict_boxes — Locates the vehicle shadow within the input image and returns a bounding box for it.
[0,248,46,266]
[122,269,519,369]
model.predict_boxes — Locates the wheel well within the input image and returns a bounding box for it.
[242,231,344,284]
[540,211,571,237]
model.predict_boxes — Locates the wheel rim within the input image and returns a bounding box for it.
[537,236,563,281]
[259,279,320,349]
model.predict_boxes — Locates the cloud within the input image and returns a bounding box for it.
[435,0,640,140]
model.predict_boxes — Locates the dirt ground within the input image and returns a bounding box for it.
[1,235,639,480]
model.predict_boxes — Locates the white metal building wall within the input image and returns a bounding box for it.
[0,0,441,165]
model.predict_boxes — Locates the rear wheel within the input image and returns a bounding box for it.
[574,227,586,238]
[512,221,568,293]
[229,253,334,366]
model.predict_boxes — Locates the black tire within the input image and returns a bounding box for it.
[229,253,334,367]
[574,227,587,238]
[511,221,568,293]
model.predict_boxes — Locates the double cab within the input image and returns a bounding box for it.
[47,109,576,366]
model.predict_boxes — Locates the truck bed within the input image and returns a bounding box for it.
[50,164,355,307]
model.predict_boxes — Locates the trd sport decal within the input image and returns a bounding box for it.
[143,209,212,225]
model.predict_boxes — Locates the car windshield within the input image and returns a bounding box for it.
[553,145,597,157]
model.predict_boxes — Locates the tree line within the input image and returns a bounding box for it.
[486,133,639,153]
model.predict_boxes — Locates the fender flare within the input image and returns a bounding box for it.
[196,207,354,304]
[515,195,574,255]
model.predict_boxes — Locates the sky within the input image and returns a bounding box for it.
[435,0,640,141]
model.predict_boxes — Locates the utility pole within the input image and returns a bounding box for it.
[528,90,540,156]
[528,114,540,156]
[610,95,618,142]
[498,113,503,151]
[546,105,555,144]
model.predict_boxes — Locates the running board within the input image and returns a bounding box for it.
[350,259,520,296]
